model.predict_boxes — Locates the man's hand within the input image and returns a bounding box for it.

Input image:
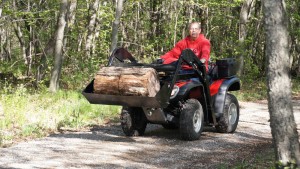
[154,58,164,64]
[200,58,206,64]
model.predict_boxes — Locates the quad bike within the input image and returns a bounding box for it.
[82,47,241,141]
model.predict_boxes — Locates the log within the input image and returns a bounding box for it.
[94,67,160,97]
[93,67,122,95]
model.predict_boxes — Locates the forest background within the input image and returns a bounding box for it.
[0,0,300,166]
[1,0,300,87]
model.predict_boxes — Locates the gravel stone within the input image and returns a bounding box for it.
[0,101,299,169]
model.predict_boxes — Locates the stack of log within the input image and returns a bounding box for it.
[94,67,160,97]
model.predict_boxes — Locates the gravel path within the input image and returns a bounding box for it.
[0,101,299,169]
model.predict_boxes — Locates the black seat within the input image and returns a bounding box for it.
[149,64,176,72]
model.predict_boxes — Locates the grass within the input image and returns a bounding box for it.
[292,77,300,96]
[233,78,268,101]
[233,77,300,101]
[0,84,121,147]
[217,148,276,169]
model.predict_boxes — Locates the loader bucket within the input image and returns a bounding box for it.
[82,80,168,108]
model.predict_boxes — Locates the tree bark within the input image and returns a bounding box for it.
[25,0,33,76]
[3,30,11,61]
[237,0,255,75]
[49,0,68,92]
[92,17,101,55]
[110,0,124,53]
[63,0,77,51]
[85,0,99,58]
[173,0,179,47]
[0,4,3,61]
[12,21,27,64]
[94,67,160,97]
[263,0,300,167]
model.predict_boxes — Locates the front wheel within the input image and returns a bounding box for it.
[216,94,239,133]
[179,99,204,141]
[120,107,148,136]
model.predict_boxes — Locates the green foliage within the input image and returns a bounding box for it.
[1,0,299,90]
[276,160,298,169]
[21,124,46,138]
[232,77,268,101]
[0,84,121,147]
[292,78,300,96]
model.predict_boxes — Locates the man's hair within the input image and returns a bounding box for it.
[188,22,201,30]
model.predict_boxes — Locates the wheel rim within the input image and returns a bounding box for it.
[193,110,202,132]
[228,103,238,125]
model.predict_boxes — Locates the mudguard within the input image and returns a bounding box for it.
[214,77,240,118]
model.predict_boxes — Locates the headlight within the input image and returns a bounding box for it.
[170,85,179,99]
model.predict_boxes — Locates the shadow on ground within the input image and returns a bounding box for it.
[48,123,273,168]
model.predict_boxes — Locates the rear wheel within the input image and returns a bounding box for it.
[179,99,204,141]
[120,107,148,136]
[216,94,239,133]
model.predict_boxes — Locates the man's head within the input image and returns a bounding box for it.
[188,22,201,40]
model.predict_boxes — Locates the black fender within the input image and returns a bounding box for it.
[214,76,240,118]
[178,82,203,99]
[173,82,212,123]
[169,82,204,104]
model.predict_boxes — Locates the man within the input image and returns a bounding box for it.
[160,22,211,71]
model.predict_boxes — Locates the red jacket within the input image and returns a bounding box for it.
[160,34,211,71]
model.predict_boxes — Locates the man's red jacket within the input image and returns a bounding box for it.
[160,34,211,71]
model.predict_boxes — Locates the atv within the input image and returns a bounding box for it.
[83,47,241,141]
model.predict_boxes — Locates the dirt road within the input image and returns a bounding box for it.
[0,101,299,169]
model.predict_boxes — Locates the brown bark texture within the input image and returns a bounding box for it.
[94,67,160,97]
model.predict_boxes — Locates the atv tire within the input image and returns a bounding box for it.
[120,107,147,136]
[216,93,239,133]
[179,99,204,141]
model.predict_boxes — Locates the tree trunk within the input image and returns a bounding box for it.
[85,0,99,58]
[3,30,11,61]
[134,2,140,45]
[63,0,77,51]
[173,1,179,46]
[0,2,2,61]
[110,0,125,53]
[94,67,160,97]
[298,55,300,77]
[0,29,3,61]
[49,0,68,92]
[25,0,33,76]
[12,21,27,64]
[92,17,101,55]
[237,0,255,75]
[12,0,31,65]
[263,0,300,167]
[26,23,33,76]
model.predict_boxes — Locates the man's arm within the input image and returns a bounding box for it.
[160,41,185,64]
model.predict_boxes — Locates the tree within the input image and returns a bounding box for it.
[49,0,68,92]
[263,0,300,167]
[85,0,99,58]
[110,0,124,53]
[0,0,5,61]
[238,0,256,75]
